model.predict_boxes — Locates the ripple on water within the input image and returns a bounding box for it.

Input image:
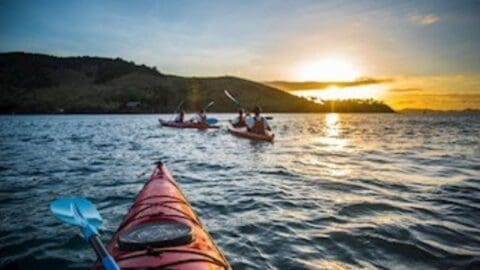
[0,114,479,269]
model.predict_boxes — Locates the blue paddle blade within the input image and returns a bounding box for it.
[50,197,103,230]
[206,118,218,125]
[50,197,120,270]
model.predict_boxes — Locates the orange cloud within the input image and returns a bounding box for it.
[382,74,480,110]
[265,78,392,91]
[388,88,422,93]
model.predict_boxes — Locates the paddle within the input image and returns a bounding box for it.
[224,90,242,107]
[224,90,274,120]
[201,101,218,125]
[203,100,215,110]
[50,197,120,270]
[170,100,185,121]
[175,100,185,113]
[206,118,218,125]
[187,101,217,124]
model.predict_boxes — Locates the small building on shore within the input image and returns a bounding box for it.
[126,101,141,108]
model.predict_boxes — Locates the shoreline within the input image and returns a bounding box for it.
[1,111,398,115]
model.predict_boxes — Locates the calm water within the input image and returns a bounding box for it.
[1,113,479,270]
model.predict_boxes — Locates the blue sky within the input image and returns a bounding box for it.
[1,0,479,81]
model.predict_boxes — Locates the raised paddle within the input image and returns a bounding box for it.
[203,100,215,110]
[224,90,274,120]
[170,100,185,121]
[224,90,242,107]
[202,101,219,125]
[175,100,185,112]
[50,197,120,270]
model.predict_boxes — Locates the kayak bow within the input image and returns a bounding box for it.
[159,119,220,129]
[228,126,274,142]
[94,162,230,270]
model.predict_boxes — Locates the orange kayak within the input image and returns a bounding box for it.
[94,162,230,269]
[228,126,274,142]
[159,119,219,129]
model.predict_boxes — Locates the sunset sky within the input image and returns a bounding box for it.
[1,0,479,110]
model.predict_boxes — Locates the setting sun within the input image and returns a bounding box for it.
[296,57,361,82]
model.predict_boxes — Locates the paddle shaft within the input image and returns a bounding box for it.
[203,101,215,110]
[89,235,108,258]
[171,100,184,121]
[89,235,119,270]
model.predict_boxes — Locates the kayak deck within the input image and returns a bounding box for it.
[159,119,219,129]
[228,126,274,142]
[94,162,230,270]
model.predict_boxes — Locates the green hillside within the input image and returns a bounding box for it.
[0,52,394,113]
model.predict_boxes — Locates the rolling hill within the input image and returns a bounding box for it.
[0,52,394,113]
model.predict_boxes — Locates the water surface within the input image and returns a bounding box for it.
[1,113,479,269]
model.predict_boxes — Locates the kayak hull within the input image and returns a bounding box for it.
[159,119,220,129]
[94,163,230,270]
[228,126,274,142]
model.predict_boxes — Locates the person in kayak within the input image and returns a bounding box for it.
[174,110,185,123]
[246,106,271,134]
[190,109,207,124]
[230,108,247,127]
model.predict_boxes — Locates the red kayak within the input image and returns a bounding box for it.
[94,162,230,269]
[159,119,219,129]
[228,126,274,142]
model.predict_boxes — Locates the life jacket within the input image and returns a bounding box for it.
[175,114,184,123]
[198,113,207,123]
[249,117,267,135]
[233,115,246,128]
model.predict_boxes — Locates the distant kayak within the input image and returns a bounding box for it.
[159,119,220,129]
[228,126,274,142]
[94,162,231,270]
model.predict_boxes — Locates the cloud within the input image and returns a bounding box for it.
[409,14,439,25]
[408,94,480,100]
[389,87,422,93]
[395,100,417,105]
[265,78,393,91]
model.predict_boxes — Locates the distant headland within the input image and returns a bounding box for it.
[0,52,394,114]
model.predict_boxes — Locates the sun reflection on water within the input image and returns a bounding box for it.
[302,113,350,178]
[290,113,353,179]
[316,113,347,149]
[298,259,360,270]
[325,113,339,137]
